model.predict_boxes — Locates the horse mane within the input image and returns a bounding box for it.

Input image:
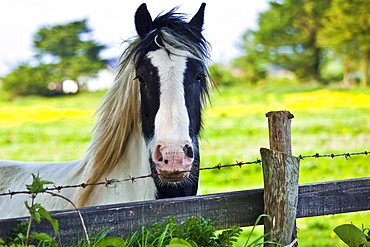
[76,49,140,206]
[76,8,212,207]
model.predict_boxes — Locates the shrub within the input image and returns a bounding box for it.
[1,64,56,97]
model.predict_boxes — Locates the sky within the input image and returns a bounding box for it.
[0,0,269,77]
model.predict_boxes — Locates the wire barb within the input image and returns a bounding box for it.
[0,150,368,198]
[298,151,370,159]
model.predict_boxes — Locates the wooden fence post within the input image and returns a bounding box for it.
[261,111,300,246]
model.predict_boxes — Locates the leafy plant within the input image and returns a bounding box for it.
[23,174,58,246]
[334,224,370,247]
[6,223,28,245]
[95,216,242,247]
[1,174,59,247]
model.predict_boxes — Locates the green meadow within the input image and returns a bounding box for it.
[0,83,369,246]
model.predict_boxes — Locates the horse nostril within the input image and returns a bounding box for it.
[164,160,169,164]
[158,157,163,162]
[183,145,194,159]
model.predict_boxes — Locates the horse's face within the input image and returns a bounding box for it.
[136,49,205,182]
[134,3,207,183]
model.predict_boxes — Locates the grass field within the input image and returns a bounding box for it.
[0,83,369,246]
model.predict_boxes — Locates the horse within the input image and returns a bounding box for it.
[0,3,210,219]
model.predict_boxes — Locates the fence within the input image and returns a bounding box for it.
[0,111,369,245]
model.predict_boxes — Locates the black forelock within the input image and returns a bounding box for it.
[131,7,210,64]
[153,7,188,30]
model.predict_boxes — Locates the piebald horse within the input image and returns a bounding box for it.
[0,3,210,219]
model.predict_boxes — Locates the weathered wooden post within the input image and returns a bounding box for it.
[261,111,299,246]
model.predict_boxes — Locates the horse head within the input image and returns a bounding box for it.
[133,3,209,190]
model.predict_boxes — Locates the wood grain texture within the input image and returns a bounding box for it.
[261,148,300,246]
[266,111,294,155]
[264,111,297,246]
[0,178,369,244]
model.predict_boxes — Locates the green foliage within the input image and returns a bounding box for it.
[318,0,370,87]
[94,237,127,247]
[236,0,370,86]
[334,224,370,247]
[1,64,56,97]
[92,215,276,247]
[319,0,370,54]
[26,173,54,194]
[6,223,28,244]
[232,31,267,84]
[24,202,59,236]
[1,19,107,97]
[166,238,193,247]
[33,19,107,81]
[251,0,331,82]
[32,233,58,247]
[24,174,58,235]
[124,216,242,247]
[1,174,59,247]
[209,63,236,86]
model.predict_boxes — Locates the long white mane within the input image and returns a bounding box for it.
[75,44,152,207]
[0,39,157,219]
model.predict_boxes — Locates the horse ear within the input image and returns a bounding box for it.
[135,3,153,38]
[189,3,206,31]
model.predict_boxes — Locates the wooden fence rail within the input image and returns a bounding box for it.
[0,111,369,245]
[0,177,369,244]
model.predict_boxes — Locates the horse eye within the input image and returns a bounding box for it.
[195,73,205,83]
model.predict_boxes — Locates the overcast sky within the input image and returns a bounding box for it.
[0,0,269,76]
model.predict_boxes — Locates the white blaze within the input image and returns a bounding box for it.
[147,49,191,146]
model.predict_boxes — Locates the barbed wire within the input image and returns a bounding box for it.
[0,150,368,198]
[0,160,262,198]
[298,150,368,160]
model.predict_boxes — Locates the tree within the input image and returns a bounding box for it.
[33,19,107,82]
[1,19,107,97]
[252,0,331,82]
[2,64,55,96]
[319,0,370,87]
[232,30,266,84]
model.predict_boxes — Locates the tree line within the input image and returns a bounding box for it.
[229,0,370,87]
[1,1,369,97]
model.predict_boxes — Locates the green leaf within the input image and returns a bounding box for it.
[185,239,198,247]
[32,211,41,223]
[334,224,370,247]
[25,202,42,223]
[32,232,52,241]
[25,173,54,194]
[94,237,127,247]
[166,238,193,247]
[33,232,58,247]
[25,202,59,234]
[38,206,59,234]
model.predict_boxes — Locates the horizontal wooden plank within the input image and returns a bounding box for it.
[297,177,370,218]
[0,177,369,244]
[0,189,265,244]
